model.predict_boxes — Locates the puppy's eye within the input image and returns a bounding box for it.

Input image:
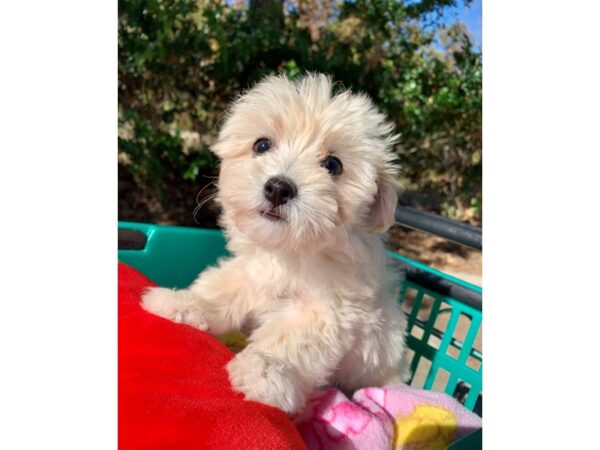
[321,156,343,176]
[253,138,272,154]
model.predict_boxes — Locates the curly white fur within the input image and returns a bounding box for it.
[142,73,409,413]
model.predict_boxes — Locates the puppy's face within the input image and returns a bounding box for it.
[212,74,399,252]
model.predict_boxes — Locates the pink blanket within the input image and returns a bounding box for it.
[294,384,481,450]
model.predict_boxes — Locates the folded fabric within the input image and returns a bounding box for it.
[118,262,307,450]
[294,384,481,450]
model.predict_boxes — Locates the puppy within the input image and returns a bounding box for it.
[142,73,409,413]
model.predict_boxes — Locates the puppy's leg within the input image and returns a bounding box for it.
[227,300,344,413]
[343,304,409,390]
[141,287,209,329]
[377,301,411,385]
[364,326,410,386]
[141,258,249,334]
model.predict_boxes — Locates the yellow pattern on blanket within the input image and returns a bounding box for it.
[393,405,458,450]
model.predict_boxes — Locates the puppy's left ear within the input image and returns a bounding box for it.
[367,173,401,233]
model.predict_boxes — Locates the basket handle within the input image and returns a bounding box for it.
[395,205,482,251]
[118,228,147,250]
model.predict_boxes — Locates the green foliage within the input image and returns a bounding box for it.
[119,0,482,223]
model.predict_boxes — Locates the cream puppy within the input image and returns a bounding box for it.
[142,73,409,413]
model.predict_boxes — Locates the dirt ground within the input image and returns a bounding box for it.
[387,225,482,286]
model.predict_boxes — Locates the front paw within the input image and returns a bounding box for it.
[141,287,208,330]
[226,352,306,414]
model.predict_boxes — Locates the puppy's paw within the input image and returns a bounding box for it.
[227,352,306,414]
[141,287,208,330]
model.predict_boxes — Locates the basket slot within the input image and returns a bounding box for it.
[430,367,451,392]
[118,228,148,250]
[427,332,442,350]
[410,356,432,389]
[411,325,424,339]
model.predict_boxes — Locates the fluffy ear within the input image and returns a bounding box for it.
[367,173,401,233]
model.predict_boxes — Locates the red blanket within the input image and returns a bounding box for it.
[118,263,307,450]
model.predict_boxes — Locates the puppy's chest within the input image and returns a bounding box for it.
[240,259,383,316]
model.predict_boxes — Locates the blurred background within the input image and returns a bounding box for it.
[118,0,482,284]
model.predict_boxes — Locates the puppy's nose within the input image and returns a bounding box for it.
[264,176,297,207]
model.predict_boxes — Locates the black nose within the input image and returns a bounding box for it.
[263,176,297,207]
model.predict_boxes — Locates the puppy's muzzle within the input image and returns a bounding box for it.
[263,176,297,207]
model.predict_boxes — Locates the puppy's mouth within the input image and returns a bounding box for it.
[259,208,286,222]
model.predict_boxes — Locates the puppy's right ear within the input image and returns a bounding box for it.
[211,129,246,159]
[366,173,401,234]
[210,138,227,159]
[210,133,239,160]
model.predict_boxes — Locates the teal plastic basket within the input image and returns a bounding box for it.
[118,221,482,449]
